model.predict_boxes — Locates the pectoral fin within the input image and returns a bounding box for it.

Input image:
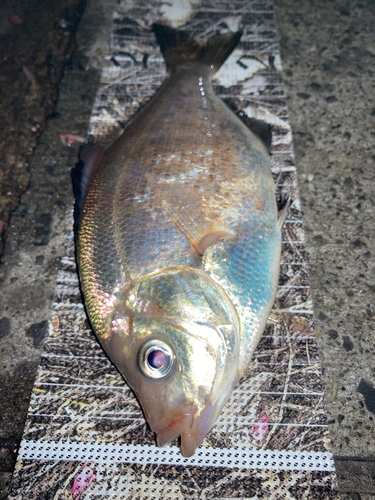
[146,175,233,256]
[225,100,272,153]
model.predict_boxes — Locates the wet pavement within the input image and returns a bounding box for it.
[0,0,116,496]
[0,0,87,257]
[0,0,374,498]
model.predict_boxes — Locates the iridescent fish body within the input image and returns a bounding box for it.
[75,25,284,457]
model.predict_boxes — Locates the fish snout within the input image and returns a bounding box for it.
[153,400,216,457]
[154,402,195,454]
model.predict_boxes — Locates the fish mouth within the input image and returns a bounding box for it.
[154,400,217,457]
[154,402,198,457]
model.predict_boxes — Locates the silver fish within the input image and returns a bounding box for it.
[75,24,286,457]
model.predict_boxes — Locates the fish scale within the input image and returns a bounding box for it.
[76,26,282,457]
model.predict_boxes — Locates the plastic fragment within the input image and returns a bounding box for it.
[60,134,87,146]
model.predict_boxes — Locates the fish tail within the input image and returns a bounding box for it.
[152,24,242,73]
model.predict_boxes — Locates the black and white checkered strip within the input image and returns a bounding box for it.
[20,440,335,471]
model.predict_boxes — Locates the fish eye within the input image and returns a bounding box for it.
[138,340,175,379]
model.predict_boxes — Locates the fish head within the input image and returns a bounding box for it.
[104,265,240,456]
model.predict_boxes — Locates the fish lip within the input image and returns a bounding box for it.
[153,400,216,457]
[154,402,195,449]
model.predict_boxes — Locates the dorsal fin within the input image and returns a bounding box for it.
[152,24,242,73]
[71,144,105,236]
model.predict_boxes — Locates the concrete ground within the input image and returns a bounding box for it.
[0,0,374,498]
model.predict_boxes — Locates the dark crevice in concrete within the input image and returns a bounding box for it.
[358,379,375,415]
[25,320,49,349]
[0,318,11,340]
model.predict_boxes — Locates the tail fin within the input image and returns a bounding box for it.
[152,24,242,73]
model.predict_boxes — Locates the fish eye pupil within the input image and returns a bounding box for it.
[148,349,166,369]
[139,340,175,379]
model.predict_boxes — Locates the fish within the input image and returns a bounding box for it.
[73,24,287,457]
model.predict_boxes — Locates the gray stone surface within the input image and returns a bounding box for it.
[341,496,375,500]
[0,0,374,498]
[274,0,375,460]
[335,457,375,496]
[0,65,97,473]
[0,0,116,497]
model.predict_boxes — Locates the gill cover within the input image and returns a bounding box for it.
[103,265,240,456]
